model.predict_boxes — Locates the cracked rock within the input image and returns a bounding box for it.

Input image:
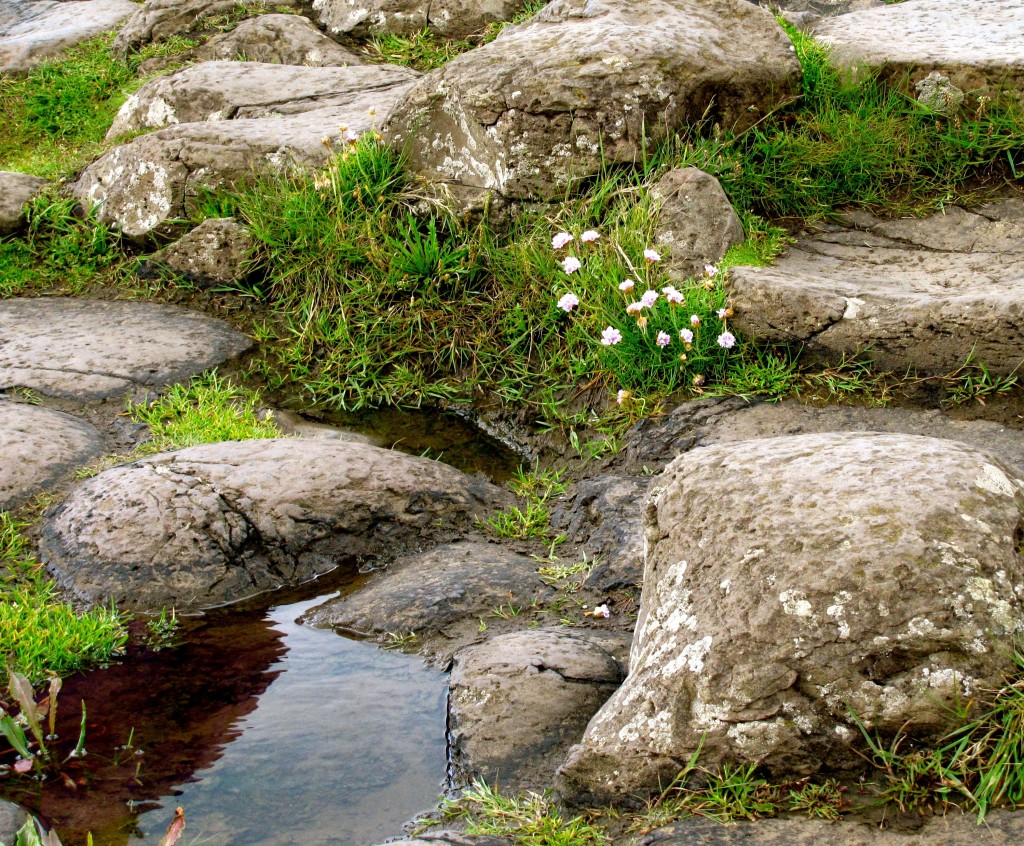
[448,628,631,792]
[558,432,1024,805]
[0,401,105,511]
[728,200,1024,375]
[383,0,800,204]
[0,298,252,400]
[41,440,507,611]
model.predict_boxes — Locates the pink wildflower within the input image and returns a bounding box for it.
[717,331,736,349]
[640,290,658,308]
[552,232,573,249]
[557,293,580,313]
[690,314,701,327]
[561,256,582,274]
[679,328,694,343]
[580,230,600,243]
[618,279,635,292]
[600,327,622,346]
[643,248,661,262]
[656,331,671,348]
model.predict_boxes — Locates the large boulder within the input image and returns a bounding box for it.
[192,13,366,66]
[0,298,252,400]
[383,0,800,203]
[448,628,630,791]
[314,0,528,38]
[0,172,48,236]
[0,401,105,510]
[107,61,417,137]
[558,432,1024,805]
[728,200,1024,375]
[41,440,506,611]
[0,0,137,73]
[814,0,1024,96]
[111,0,300,56]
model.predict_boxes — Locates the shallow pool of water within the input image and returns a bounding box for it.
[3,582,449,846]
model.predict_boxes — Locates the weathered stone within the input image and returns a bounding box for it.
[915,71,965,114]
[652,168,745,282]
[814,0,1024,96]
[314,0,528,38]
[0,172,48,236]
[0,401,105,511]
[383,0,800,203]
[766,0,883,29]
[0,0,137,73]
[0,800,29,846]
[637,810,1024,846]
[193,13,366,65]
[77,68,417,238]
[107,61,417,137]
[449,628,630,791]
[41,440,506,611]
[302,541,540,637]
[559,432,1024,805]
[141,217,253,288]
[112,0,299,56]
[728,201,1024,375]
[0,298,252,400]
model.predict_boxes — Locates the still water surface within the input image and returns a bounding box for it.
[5,584,449,846]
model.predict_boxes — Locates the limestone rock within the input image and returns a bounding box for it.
[558,432,1024,805]
[814,0,1024,96]
[77,63,417,238]
[449,628,630,791]
[652,168,745,282]
[107,61,417,138]
[383,0,800,203]
[0,0,137,73]
[638,810,1024,846]
[302,541,540,638]
[314,0,528,38]
[141,217,253,288]
[727,201,1024,375]
[0,172,47,236]
[0,401,105,511]
[193,13,366,65]
[0,298,253,400]
[41,440,505,611]
[112,0,299,56]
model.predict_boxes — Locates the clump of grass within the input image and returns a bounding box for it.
[437,780,609,845]
[0,513,127,682]
[361,28,475,71]
[127,371,281,451]
[484,465,566,540]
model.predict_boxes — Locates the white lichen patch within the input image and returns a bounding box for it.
[145,96,178,129]
[780,589,814,618]
[965,576,1019,631]
[842,296,865,319]
[975,463,1017,498]
[661,636,713,677]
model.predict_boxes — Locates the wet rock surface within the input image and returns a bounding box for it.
[728,201,1024,375]
[302,541,542,652]
[449,628,631,791]
[107,61,417,137]
[315,0,528,38]
[41,440,506,611]
[0,401,105,511]
[814,0,1024,95]
[384,0,800,203]
[559,432,1024,805]
[637,811,1024,846]
[141,217,254,288]
[0,0,137,72]
[0,172,48,235]
[0,298,253,400]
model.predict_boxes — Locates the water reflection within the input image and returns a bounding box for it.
[3,585,449,846]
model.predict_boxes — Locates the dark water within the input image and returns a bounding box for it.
[3,580,449,846]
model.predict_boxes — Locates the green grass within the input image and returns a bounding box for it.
[361,28,476,71]
[126,371,281,451]
[0,513,127,683]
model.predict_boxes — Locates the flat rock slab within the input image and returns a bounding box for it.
[302,541,545,642]
[0,298,253,400]
[0,172,48,235]
[449,628,631,791]
[384,0,799,202]
[108,61,418,137]
[0,0,137,73]
[558,432,1024,804]
[0,401,105,511]
[728,201,1024,375]
[77,74,417,238]
[41,440,506,611]
[638,811,1024,846]
[815,0,1024,95]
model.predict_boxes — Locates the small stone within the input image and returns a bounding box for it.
[0,171,48,235]
[141,218,253,289]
